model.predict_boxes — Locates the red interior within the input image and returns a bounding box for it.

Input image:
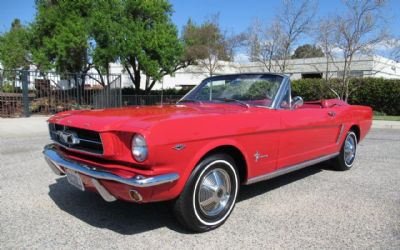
[300,99,347,109]
[246,98,347,109]
[247,99,272,106]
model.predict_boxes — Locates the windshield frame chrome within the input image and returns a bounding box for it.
[270,75,291,109]
[177,73,290,109]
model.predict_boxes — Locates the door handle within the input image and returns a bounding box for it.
[328,111,336,117]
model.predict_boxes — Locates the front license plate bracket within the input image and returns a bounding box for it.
[65,169,85,191]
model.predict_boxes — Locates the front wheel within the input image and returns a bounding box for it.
[173,154,239,232]
[333,130,358,171]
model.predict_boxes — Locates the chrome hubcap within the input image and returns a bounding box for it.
[198,168,231,217]
[344,134,356,165]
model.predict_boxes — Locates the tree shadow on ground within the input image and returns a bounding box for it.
[48,161,334,235]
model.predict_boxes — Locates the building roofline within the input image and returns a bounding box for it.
[204,72,288,80]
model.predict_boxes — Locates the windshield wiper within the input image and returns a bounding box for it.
[213,98,250,108]
[176,99,203,104]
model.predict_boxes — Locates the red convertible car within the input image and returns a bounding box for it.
[43,73,372,232]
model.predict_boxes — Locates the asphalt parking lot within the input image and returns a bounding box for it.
[0,117,399,249]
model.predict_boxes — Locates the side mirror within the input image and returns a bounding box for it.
[291,96,304,109]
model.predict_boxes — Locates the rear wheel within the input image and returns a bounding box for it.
[173,154,239,232]
[333,130,357,171]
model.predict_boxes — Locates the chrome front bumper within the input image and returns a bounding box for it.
[43,144,180,188]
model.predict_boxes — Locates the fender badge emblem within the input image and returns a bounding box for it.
[173,144,186,150]
[254,151,268,162]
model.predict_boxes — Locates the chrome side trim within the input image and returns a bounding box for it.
[245,153,339,185]
[91,179,117,202]
[336,124,345,144]
[43,144,180,188]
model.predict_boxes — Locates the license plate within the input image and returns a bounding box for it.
[65,169,85,191]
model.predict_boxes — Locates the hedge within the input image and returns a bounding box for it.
[292,78,400,116]
[119,78,400,115]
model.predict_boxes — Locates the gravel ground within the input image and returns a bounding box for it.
[0,118,399,249]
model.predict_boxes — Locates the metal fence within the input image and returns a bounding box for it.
[0,69,185,118]
[0,70,122,117]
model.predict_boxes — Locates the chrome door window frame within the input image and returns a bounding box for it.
[270,75,292,110]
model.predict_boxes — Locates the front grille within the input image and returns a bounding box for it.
[49,123,104,155]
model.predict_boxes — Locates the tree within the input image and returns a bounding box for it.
[0,19,31,89]
[31,0,92,74]
[246,0,316,73]
[30,0,187,92]
[277,0,316,72]
[292,44,324,59]
[182,16,232,76]
[247,22,262,63]
[117,0,184,92]
[247,19,284,72]
[315,18,341,98]
[89,0,123,86]
[0,19,31,70]
[389,38,400,62]
[335,0,387,101]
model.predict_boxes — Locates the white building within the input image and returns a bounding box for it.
[105,55,400,90]
[2,55,399,90]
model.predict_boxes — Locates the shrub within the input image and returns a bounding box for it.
[292,78,400,115]
[1,83,22,93]
[349,78,400,116]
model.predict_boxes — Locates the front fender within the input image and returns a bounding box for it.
[148,138,250,201]
[182,138,250,186]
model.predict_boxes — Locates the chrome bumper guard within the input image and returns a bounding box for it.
[43,144,180,188]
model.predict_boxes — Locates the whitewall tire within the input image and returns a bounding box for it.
[173,154,239,232]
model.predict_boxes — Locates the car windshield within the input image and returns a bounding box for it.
[179,74,284,107]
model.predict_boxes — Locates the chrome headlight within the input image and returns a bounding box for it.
[131,134,148,162]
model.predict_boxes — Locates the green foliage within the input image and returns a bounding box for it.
[373,115,400,121]
[1,83,18,93]
[292,78,400,115]
[350,78,400,116]
[113,0,184,91]
[188,79,280,101]
[246,81,279,100]
[292,44,325,59]
[0,19,31,70]
[182,17,232,76]
[90,0,122,76]
[292,78,339,100]
[31,0,92,73]
[30,0,185,92]
[182,18,231,62]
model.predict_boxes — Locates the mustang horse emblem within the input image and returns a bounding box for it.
[57,131,80,146]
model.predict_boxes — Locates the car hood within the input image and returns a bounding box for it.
[48,104,248,132]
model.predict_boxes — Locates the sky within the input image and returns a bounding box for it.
[1,0,399,57]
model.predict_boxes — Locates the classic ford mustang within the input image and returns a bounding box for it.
[43,73,372,232]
